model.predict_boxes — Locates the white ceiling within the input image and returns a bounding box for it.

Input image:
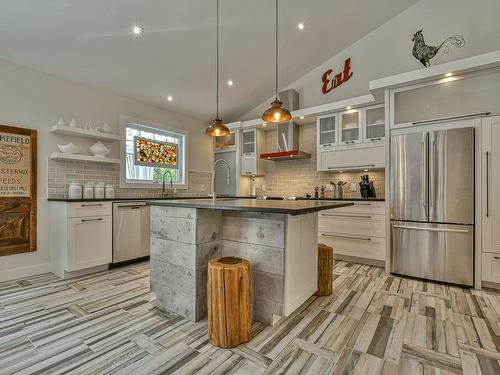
[0,0,419,122]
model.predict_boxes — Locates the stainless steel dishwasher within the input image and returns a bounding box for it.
[112,201,150,264]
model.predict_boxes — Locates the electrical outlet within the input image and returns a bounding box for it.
[350,182,357,192]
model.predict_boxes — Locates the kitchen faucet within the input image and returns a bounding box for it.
[211,159,231,200]
[162,170,175,197]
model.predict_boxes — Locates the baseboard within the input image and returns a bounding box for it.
[62,264,109,279]
[482,280,500,290]
[333,254,385,268]
[0,262,53,282]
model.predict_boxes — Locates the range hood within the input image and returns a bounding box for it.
[260,89,311,161]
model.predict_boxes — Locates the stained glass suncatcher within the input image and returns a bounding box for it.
[134,136,178,168]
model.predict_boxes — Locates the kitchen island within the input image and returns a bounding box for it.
[147,198,352,325]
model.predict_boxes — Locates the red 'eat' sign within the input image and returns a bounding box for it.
[321,58,353,94]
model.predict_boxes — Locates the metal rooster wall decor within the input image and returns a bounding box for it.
[412,30,465,67]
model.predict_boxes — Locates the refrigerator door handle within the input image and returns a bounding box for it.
[392,224,470,234]
[421,139,427,212]
[429,134,435,208]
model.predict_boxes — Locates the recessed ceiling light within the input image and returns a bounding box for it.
[346,106,351,110]
[167,96,173,102]
[227,80,234,86]
[300,116,304,119]
[339,170,343,173]
[364,169,369,172]
[297,23,305,30]
[132,25,143,35]
[445,72,453,77]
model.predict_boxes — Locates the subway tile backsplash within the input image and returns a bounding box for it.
[47,159,211,199]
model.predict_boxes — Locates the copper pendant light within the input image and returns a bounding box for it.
[206,0,230,137]
[262,0,291,123]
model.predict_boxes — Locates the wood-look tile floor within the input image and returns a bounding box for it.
[1,261,500,374]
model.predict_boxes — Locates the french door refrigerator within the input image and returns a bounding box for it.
[390,127,475,286]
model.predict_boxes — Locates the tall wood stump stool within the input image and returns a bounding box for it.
[315,243,333,296]
[207,257,252,348]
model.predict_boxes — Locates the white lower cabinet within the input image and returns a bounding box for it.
[318,201,386,263]
[51,201,112,278]
[482,253,500,283]
[68,216,112,271]
[319,233,385,261]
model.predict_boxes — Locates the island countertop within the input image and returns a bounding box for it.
[146,198,353,215]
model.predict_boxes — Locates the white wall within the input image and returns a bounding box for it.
[0,58,212,281]
[242,0,500,120]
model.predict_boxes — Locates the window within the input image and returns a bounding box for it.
[120,117,188,188]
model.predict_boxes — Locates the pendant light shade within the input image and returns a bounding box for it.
[262,99,292,123]
[206,0,230,137]
[262,0,291,123]
[205,118,230,136]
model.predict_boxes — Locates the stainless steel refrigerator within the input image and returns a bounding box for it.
[390,127,475,286]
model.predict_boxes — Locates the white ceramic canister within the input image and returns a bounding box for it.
[68,182,82,199]
[94,182,105,199]
[104,184,115,199]
[83,182,94,200]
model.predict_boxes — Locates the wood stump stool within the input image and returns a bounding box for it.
[315,243,333,296]
[207,257,252,348]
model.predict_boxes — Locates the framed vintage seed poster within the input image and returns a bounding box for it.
[0,125,37,256]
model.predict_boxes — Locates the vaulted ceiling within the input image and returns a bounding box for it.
[0,0,419,122]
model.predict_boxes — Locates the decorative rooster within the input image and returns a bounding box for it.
[412,30,465,67]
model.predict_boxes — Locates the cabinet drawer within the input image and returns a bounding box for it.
[319,213,385,238]
[482,253,500,283]
[318,145,384,171]
[321,201,385,215]
[68,202,112,218]
[319,232,385,261]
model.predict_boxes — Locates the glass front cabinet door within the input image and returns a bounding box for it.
[339,109,362,145]
[242,129,256,155]
[363,105,385,142]
[317,113,338,148]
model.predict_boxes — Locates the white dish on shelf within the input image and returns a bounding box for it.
[89,141,109,157]
[57,143,81,154]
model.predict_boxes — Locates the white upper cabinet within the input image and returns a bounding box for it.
[240,128,265,176]
[317,113,338,148]
[339,109,362,145]
[316,104,385,171]
[242,128,256,155]
[363,105,385,142]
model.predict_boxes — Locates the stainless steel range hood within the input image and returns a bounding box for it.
[260,89,311,161]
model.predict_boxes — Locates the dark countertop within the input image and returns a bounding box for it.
[47,195,384,203]
[47,196,214,202]
[147,198,353,215]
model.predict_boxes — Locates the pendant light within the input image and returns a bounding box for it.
[262,0,291,123]
[206,0,230,136]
